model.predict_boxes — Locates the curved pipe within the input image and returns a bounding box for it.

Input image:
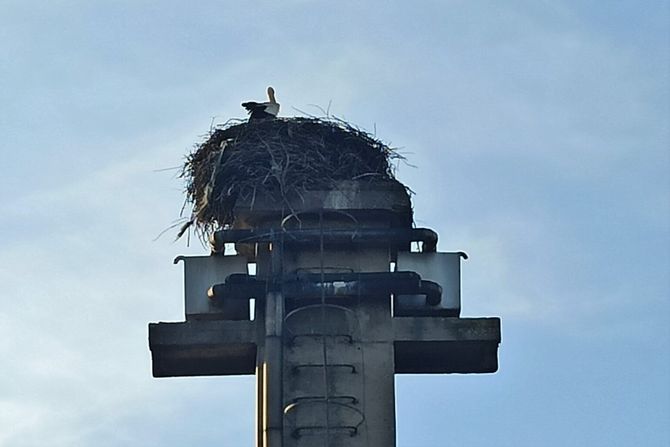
[208,272,442,306]
[419,280,443,306]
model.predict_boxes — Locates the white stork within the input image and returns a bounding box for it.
[242,86,280,121]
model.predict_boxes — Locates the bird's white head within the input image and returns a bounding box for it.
[267,86,277,104]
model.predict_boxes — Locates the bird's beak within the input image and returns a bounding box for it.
[267,86,276,103]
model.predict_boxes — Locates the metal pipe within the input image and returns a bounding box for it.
[256,348,264,446]
[262,291,283,447]
[262,230,284,447]
[211,227,438,253]
[209,272,443,306]
[255,297,266,447]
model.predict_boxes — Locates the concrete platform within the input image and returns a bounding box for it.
[148,317,500,377]
[149,320,258,377]
[393,317,501,373]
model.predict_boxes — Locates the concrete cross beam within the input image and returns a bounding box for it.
[393,317,501,373]
[148,316,500,378]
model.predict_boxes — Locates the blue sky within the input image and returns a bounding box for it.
[1,1,668,446]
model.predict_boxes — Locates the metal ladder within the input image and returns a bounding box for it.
[282,296,366,443]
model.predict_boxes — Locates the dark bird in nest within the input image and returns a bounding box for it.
[242,86,280,121]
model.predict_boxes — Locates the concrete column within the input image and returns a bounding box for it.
[253,236,397,447]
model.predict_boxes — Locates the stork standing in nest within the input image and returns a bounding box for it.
[242,86,280,121]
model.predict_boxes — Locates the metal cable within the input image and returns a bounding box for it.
[319,209,332,445]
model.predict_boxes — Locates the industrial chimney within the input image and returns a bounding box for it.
[149,118,501,446]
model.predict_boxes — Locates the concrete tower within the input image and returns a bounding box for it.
[149,179,501,446]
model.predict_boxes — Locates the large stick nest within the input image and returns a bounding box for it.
[180,117,410,238]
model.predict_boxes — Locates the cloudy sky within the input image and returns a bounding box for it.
[1,1,668,446]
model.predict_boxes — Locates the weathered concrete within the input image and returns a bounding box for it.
[148,316,500,376]
[394,317,501,373]
[232,180,412,230]
[281,293,397,446]
[148,180,502,447]
[149,320,257,377]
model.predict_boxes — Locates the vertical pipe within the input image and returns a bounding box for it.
[263,291,283,447]
[256,351,264,446]
[263,233,284,447]
[318,211,332,445]
[256,297,266,447]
